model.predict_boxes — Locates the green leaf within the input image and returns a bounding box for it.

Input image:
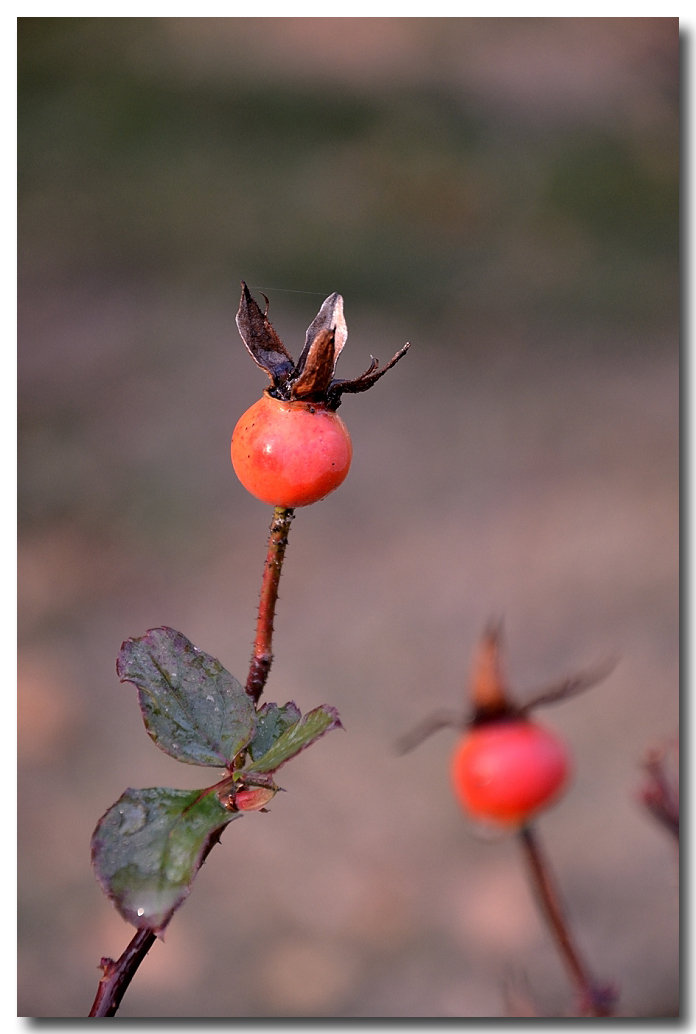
[243,705,342,775]
[247,701,301,761]
[91,786,239,932]
[117,627,256,767]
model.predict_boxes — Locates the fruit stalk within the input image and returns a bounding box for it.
[518,824,616,1016]
[246,505,294,703]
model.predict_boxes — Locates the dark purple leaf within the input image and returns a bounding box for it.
[117,628,256,768]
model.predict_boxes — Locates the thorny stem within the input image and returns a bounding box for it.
[246,506,295,702]
[518,825,617,1017]
[89,929,157,1017]
[641,746,679,842]
[88,506,295,1017]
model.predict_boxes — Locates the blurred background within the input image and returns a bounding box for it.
[18,17,679,1018]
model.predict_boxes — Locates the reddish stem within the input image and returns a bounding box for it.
[245,506,294,702]
[641,746,679,842]
[518,825,617,1017]
[89,928,157,1017]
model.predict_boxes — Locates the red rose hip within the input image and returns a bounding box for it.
[231,392,352,508]
[450,720,571,827]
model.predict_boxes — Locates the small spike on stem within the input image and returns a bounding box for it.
[246,506,295,703]
[89,928,157,1017]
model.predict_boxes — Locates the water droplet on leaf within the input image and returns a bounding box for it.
[118,802,147,834]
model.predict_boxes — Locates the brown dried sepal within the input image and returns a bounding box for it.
[234,281,409,409]
[290,327,338,401]
[235,282,295,389]
[469,620,511,719]
[397,623,616,753]
[470,622,617,721]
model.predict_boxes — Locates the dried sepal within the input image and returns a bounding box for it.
[234,282,409,408]
[518,656,617,715]
[235,282,295,389]
[295,291,347,375]
[326,343,411,408]
[394,709,465,755]
[290,327,338,401]
[396,623,616,754]
[469,620,510,719]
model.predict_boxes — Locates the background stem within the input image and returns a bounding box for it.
[245,505,294,703]
[518,824,617,1016]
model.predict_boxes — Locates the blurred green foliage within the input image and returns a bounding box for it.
[19,18,678,337]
